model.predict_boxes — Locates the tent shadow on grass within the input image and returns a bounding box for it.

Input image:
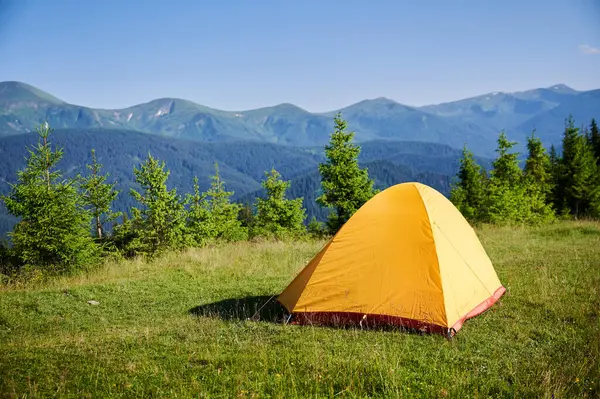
[189,295,288,323]
[189,296,441,336]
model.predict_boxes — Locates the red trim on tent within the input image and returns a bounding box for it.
[450,285,506,333]
[283,285,506,337]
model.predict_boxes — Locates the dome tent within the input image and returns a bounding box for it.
[277,182,505,337]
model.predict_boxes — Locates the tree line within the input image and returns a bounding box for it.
[450,116,600,224]
[1,113,598,279]
[0,114,378,278]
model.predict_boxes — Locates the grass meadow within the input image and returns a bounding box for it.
[0,221,599,398]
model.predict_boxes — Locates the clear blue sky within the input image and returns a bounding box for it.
[1,0,599,111]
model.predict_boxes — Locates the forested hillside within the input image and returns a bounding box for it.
[0,129,315,236]
[0,128,467,237]
[239,160,451,222]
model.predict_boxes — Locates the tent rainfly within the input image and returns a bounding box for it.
[277,182,506,337]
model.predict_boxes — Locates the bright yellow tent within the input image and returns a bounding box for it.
[278,182,505,336]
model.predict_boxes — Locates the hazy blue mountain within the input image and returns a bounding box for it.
[324,98,493,154]
[353,139,492,174]
[0,129,481,237]
[514,89,600,142]
[1,81,598,157]
[418,85,581,142]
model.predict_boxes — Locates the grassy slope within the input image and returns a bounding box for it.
[0,222,599,398]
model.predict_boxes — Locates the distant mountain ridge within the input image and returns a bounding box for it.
[1,81,598,156]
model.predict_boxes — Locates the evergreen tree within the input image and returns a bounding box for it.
[588,118,600,165]
[109,211,137,258]
[80,149,121,239]
[565,135,600,218]
[560,116,580,169]
[317,113,378,234]
[558,116,600,218]
[128,153,189,256]
[253,168,306,238]
[449,145,487,222]
[238,203,256,231]
[1,122,98,272]
[307,216,326,239]
[184,176,212,246]
[524,132,552,195]
[483,131,531,224]
[548,144,559,174]
[523,131,555,223]
[202,163,248,242]
[548,144,562,212]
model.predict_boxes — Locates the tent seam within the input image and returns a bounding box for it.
[411,184,449,328]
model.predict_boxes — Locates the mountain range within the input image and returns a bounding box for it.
[1,81,598,157]
[0,80,597,238]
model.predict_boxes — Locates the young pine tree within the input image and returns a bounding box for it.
[253,168,306,238]
[560,116,581,170]
[317,113,378,234]
[128,153,189,256]
[202,163,248,242]
[449,145,487,222]
[523,131,555,223]
[588,118,600,165]
[548,144,563,211]
[483,131,530,224]
[184,176,212,246]
[80,149,121,240]
[1,122,98,272]
[238,203,256,234]
[307,216,326,239]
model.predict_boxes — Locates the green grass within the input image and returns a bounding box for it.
[1,221,599,398]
